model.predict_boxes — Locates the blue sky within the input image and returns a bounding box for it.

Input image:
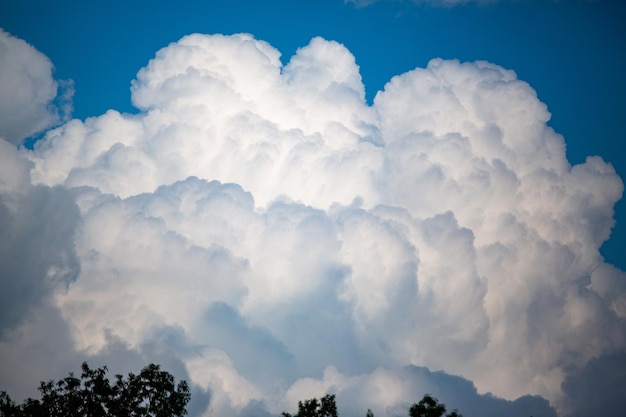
[1,1,626,417]
[3,0,624,267]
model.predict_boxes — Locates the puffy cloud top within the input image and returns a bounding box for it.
[0,30,72,144]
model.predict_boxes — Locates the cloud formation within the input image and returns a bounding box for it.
[0,30,73,144]
[1,32,625,417]
[0,140,80,335]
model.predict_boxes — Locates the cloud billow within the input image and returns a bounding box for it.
[1,32,625,417]
[0,30,73,144]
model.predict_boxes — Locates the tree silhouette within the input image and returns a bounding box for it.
[0,362,190,417]
[409,394,461,417]
[283,393,461,417]
[282,394,338,417]
[283,393,462,417]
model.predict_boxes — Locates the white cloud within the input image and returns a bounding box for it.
[0,30,73,144]
[0,137,81,401]
[2,32,625,417]
[281,365,557,417]
[0,139,80,335]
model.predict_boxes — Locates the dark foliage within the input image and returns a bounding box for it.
[282,394,338,417]
[283,393,461,417]
[409,394,461,417]
[0,362,190,417]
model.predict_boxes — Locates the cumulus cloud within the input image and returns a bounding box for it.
[0,30,73,144]
[561,352,626,417]
[0,140,80,334]
[281,365,557,417]
[1,32,625,417]
[0,137,80,399]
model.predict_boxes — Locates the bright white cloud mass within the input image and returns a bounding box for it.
[1,31,625,417]
[0,30,72,144]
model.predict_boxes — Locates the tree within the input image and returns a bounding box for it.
[282,393,463,417]
[282,394,338,417]
[409,394,461,417]
[0,362,190,417]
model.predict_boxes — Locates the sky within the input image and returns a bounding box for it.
[0,1,625,416]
